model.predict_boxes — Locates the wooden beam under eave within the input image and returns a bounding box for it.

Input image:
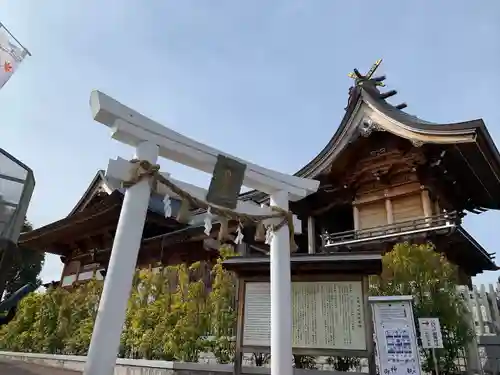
[90,233,107,251]
[21,219,119,255]
[144,212,183,228]
[69,248,112,264]
[35,242,70,256]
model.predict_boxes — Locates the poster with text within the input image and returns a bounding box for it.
[243,281,367,351]
[371,298,421,375]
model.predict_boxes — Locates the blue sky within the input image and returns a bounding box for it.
[1,1,500,285]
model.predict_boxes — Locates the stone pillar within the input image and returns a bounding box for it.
[84,141,158,375]
[270,190,293,375]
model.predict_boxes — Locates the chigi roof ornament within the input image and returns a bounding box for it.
[348,59,386,88]
[347,59,408,110]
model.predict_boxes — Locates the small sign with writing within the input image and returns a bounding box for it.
[418,318,444,349]
[206,154,246,210]
[371,297,421,375]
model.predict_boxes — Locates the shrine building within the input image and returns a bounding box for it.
[21,69,500,288]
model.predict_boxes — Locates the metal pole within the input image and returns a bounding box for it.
[84,141,158,375]
[432,348,439,375]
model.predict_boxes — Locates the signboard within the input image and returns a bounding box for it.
[418,318,444,349]
[370,296,421,375]
[243,281,366,350]
[206,154,246,209]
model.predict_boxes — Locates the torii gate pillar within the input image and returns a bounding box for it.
[84,141,159,375]
[84,91,320,375]
[269,190,293,374]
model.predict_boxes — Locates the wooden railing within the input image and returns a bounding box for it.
[321,211,459,248]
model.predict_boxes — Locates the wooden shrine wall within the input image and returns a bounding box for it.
[58,239,217,289]
[354,182,430,230]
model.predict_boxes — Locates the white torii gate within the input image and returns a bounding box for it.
[83,91,320,375]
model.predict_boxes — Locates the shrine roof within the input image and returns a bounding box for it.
[451,226,499,273]
[240,82,500,211]
[18,187,185,255]
[19,190,123,254]
[69,170,182,218]
[19,169,239,256]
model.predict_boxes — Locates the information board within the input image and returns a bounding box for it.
[418,318,444,349]
[371,297,421,375]
[243,281,366,351]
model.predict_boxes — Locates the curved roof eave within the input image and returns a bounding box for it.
[362,87,500,207]
[456,226,499,272]
[240,84,500,204]
[239,88,366,203]
[362,88,480,142]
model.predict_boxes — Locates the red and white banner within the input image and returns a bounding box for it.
[0,24,28,89]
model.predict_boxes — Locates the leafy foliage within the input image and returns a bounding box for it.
[0,241,473,372]
[251,353,271,366]
[293,354,317,369]
[370,242,473,375]
[0,219,45,298]
[0,247,237,364]
[207,246,237,363]
[326,356,360,372]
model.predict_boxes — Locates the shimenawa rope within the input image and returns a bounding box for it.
[122,159,297,251]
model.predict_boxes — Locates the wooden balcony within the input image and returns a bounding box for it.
[321,211,459,250]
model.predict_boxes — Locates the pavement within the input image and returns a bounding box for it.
[0,359,81,375]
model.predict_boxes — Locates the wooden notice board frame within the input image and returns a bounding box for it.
[223,253,382,374]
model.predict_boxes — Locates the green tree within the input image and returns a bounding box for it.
[0,279,103,354]
[161,262,211,362]
[0,251,240,363]
[208,245,237,364]
[370,242,473,375]
[120,263,212,362]
[62,280,102,355]
[1,219,45,297]
[0,290,42,351]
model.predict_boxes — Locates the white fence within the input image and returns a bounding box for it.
[458,283,500,375]
[458,284,500,336]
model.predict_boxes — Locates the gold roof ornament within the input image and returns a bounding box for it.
[348,59,385,87]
